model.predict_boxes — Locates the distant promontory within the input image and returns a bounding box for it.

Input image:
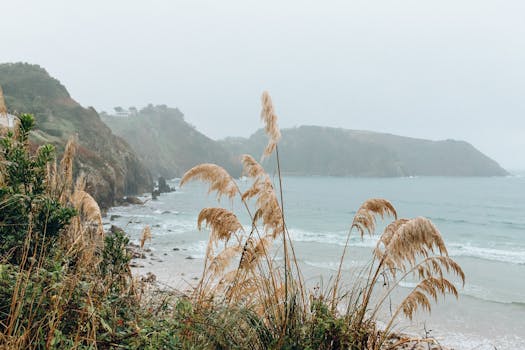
[103,109,508,178]
[220,126,508,177]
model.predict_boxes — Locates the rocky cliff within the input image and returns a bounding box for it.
[0,63,152,207]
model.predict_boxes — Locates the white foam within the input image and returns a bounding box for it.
[184,240,207,259]
[398,279,525,306]
[443,332,525,350]
[288,227,379,248]
[449,244,525,265]
[303,260,367,271]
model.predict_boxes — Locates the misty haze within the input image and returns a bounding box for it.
[0,1,523,350]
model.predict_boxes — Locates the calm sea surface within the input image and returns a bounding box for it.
[107,174,525,349]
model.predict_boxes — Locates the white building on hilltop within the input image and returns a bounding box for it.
[0,85,16,129]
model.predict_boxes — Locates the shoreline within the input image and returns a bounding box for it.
[129,248,454,350]
[129,234,525,350]
[108,187,524,350]
[130,245,203,293]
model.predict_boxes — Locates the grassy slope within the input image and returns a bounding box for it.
[101,106,239,178]
[0,63,152,207]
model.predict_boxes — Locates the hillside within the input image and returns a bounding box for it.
[0,63,152,207]
[101,106,239,178]
[220,126,508,177]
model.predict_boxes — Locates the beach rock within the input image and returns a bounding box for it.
[172,247,180,251]
[126,241,146,259]
[110,225,125,235]
[158,176,174,193]
[125,196,144,205]
[141,272,157,283]
[110,214,121,221]
[152,189,160,200]
[185,256,194,260]
[383,333,451,350]
[130,262,144,268]
[133,251,146,259]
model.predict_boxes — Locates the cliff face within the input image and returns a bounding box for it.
[220,126,508,177]
[0,63,152,207]
[101,106,239,178]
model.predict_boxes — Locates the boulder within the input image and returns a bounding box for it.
[124,196,144,205]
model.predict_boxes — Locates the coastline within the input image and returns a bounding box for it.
[107,180,525,350]
[129,242,454,350]
[130,245,202,293]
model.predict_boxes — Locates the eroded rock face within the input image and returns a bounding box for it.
[0,63,153,208]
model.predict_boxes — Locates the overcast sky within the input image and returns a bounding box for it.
[2,0,524,169]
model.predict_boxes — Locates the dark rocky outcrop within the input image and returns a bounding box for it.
[157,176,174,193]
[0,63,152,207]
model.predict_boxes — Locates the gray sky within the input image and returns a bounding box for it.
[2,0,524,169]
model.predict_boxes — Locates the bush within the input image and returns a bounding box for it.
[0,113,76,265]
[0,114,149,349]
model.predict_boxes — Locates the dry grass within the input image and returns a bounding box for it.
[58,137,76,202]
[139,225,152,249]
[260,91,281,159]
[180,163,237,200]
[0,85,7,115]
[180,91,465,349]
[0,122,142,349]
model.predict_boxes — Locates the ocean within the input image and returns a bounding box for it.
[106,174,525,349]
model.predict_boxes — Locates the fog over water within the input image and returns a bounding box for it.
[2,0,524,169]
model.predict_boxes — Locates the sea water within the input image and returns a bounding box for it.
[106,174,525,349]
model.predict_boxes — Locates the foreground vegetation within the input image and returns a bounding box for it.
[0,96,464,349]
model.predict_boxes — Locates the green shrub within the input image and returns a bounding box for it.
[0,113,76,265]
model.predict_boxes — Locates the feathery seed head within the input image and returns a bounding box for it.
[260,91,281,159]
[71,189,104,236]
[241,154,265,178]
[352,198,397,237]
[198,207,243,243]
[140,225,152,249]
[208,244,242,275]
[180,164,237,200]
